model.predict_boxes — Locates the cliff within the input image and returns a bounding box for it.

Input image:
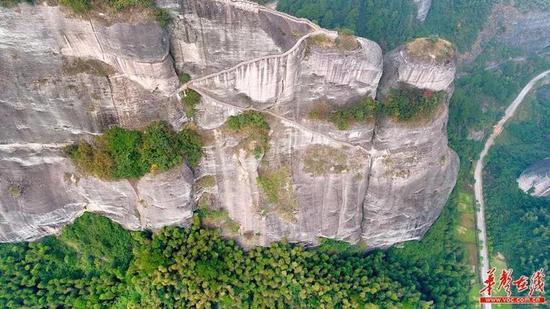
[0,0,458,248]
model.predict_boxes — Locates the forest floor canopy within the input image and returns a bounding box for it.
[0,213,472,307]
[277,0,494,51]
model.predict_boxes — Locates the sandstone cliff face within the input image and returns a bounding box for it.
[0,4,192,242]
[518,159,550,198]
[1,0,458,248]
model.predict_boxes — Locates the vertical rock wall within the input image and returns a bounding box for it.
[1,0,458,249]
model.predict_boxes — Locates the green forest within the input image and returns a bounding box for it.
[277,0,493,51]
[0,213,472,307]
[484,84,550,286]
[2,0,550,307]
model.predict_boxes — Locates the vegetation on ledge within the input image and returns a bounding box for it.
[383,87,445,121]
[65,121,202,180]
[58,0,171,27]
[226,111,271,158]
[309,86,444,130]
[257,165,297,222]
[406,37,455,64]
[181,89,201,118]
[307,32,360,51]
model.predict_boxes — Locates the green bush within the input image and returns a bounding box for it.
[181,89,201,118]
[104,127,146,179]
[0,0,34,7]
[154,8,171,28]
[227,110,270,131]
[327,97,377,130]
[178,72,192,84]
[311,87,442,130]
[382,87,445,121]
[140,122,183,172]
[176,128,203,167]
[66,121,202,180]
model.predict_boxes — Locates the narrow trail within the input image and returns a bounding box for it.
[173,28,329,96]
[474,69,550,308]
[171,2,366,155]
[190,88,372,156]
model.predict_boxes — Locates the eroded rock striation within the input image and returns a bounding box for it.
[0,0,458,248]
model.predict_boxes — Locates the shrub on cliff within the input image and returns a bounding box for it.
[226,111,271,158]
[59,0,171,28]
[309,87,445,130]
[382,87,445,121]
[325,97,377,130]
[181,89,202,118]
[65,121,202,180]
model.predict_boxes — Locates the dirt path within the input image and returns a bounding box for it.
[474,69,550,308]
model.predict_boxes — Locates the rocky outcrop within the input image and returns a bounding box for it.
[1,0,458,248]
[380,38,456,94]
[413,0,432,22]
[518,159,550,197]
[0,147,194,242]
[0,4,192,242]
[177,1,457,247]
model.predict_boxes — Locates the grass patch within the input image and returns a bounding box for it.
[303,145,349,176]
[65,121,202,180]
[197,203,240,235]
[307,32,360,51]
[62,58,115,77]
[196,175,216,190]
[226,111,271,158]
[257,166,297,222]
[8,185,22,198]
[58,0,171,27]
[181,89,201,119]
[406,37,455,63]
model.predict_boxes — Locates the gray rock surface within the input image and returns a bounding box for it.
[498,10,550,55]
[518,158,550,197]
[0,4,192,242]
[413,0,432,22]
[1,0,458,248]
[0,147,194,242]
[379,39,456,94]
